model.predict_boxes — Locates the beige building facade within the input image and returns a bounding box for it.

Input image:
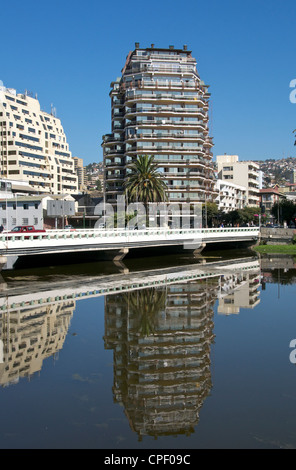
[73,157,86,192]
[216,154,260,207]
[0,86,79,194]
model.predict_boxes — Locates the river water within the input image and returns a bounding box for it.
[0,249,296,449]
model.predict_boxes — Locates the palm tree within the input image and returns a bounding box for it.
[124,287,167,337]
[124,155,168,206]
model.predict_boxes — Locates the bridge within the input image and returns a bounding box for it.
[0,226,260,270]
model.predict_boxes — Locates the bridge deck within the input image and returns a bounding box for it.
[0,227,260,269]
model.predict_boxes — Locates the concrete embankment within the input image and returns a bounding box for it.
[260,227,296,245]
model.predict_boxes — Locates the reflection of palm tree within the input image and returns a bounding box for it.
[124,155,168,207]
[125,287,166,337]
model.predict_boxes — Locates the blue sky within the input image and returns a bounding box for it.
[1,0,296,165]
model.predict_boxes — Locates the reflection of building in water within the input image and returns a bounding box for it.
[0,301,74,387]
[217,272,260,315]
[104,277,219,440]
[260,255,296,290]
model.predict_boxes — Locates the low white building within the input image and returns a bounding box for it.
[215,179,247,212]
[0,194,77,230]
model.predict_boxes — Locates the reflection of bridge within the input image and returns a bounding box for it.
[0,226,259,270]
[0,256,260,314]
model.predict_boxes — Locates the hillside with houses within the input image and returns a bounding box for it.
[256,156,296,187]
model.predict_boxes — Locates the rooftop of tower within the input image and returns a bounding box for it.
[134,42,192,55]
[120,43,195,76]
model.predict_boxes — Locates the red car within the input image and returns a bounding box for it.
[9,225,46,233]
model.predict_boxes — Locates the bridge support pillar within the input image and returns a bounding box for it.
[193,243,206,255]
[0,256,7,272]
[113,248,129,262]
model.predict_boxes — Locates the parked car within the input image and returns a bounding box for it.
[64,225,76,231]
[9,225,46,233]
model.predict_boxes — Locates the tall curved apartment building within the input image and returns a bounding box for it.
[102,43,217,206]
[0,86,78,194]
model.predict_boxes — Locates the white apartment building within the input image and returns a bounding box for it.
[0,193,77,230]
[0,86,79,194]
[102,43,217,206]
[216,154,260,207]
[215,179,247,212]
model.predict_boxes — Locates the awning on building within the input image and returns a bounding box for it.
[11,184,42,192]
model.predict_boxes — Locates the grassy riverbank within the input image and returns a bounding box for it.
[254,244,296,254]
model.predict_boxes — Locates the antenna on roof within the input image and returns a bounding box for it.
[51,104,56,117]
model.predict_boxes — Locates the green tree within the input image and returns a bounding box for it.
[221,207,261,226]
[238,207,260,225]
[95,179,102,191]
[124,155,168,206]
[223,209,240,226]
[203,202,218,227]
[271,200,296,225]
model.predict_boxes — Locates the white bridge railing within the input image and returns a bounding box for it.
[0,226,259,246]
